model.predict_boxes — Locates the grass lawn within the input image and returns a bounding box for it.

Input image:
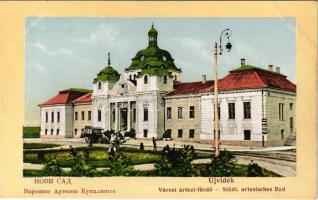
[23,143,62,149]
[23,127,40,138]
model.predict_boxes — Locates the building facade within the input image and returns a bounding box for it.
[39,25,296,146]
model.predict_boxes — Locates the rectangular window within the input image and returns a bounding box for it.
[143,107,148,121]
[98,110,102,122]
[228,103,235,119]
[88,111,91,121]
[45,129,48,135]
[166,107,172,119]
[51,112,54,122]
[57,112,60,122]
[81,111,85,120]
[56,129,59,135]
[112,110,116,122]
[74,128,77,135]
[290,103,293,110]
[50,129,53,135]
[281,129,284,139]
[279,103,284,120]
[189,129,195,138]
[143,129,148,138]
[45,112,48,123]
[189,106,195,118]
[133,108,136,122]
[290,117,294,131]
[243,102,251,119]
[178,129,183,138]
[75,112,78,121]
[178,107,183,119]
[244,130,251,140]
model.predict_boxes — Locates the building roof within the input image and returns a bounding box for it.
[93,53,120,84]
[72,93,92,104]
[39,88,91,106]
[126,25,181,74]
[167,65,296,96]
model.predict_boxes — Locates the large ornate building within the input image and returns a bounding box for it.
[39,25,296,146]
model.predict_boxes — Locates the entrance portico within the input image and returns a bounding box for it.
[110,101,136,132]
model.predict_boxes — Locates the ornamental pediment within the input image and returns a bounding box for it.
[109,79,137,96]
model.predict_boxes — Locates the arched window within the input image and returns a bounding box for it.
[174,75,177,81]
[98,82,102,90]
[144,75,148,84]
[141,56,145,61]
[129,75,132,80]
[162,56,166,61]
[163,75,167,84]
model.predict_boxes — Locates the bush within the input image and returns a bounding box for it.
[70,152,97,177]
[24,143,61,149]
[124,129,136,138]
[155,145,196,176]
[103,153,135,176]
[247,161,265,177]
[41,156,63,176]
[162,129,171,139]
[207,150,237,177]
[23,127,40,138]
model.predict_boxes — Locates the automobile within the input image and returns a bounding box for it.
[81,126,110,144]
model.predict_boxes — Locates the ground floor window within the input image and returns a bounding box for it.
[143,129,148,138]
[98,110,102,122]
[56,129,59,135]
[50,129,53,135]
[244,130,251,140]
[45,129,48,135]
[74,128,77,135]
[189,129,195,138]
[281,129,284,139]
[178,129,183,138]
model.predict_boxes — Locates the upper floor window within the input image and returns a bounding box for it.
[51,112,54,122]
[166,107,172,119]
[57,112,60,122]
[81,111,85,120]
[178,107,183,119]
[228,103,235,119]
[162,56,166,61]
[143,107,148,121]
[98,110,102,122]
[189,106,195,118]
[45,112,48,123]
[144,75,148,84]
[290,117,294,131]
[129,75,132,80]
[163,75,167,84]
[279,103,284,120]
[74,112,78,121]
[141,56,145,61]
[98,82,102,90]
[174,75,177,81]
[88,111,91,121]
[243,102,251,119]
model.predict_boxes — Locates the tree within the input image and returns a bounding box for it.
[155,145,196,176]
[41,156,63,176]
[207,150,237,177]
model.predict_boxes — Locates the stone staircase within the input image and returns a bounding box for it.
[284,134,296,146]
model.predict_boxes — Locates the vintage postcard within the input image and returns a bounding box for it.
[0,1,317,199]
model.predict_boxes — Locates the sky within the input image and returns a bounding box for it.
[25,17,296,126]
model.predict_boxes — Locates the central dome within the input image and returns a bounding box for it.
[125,24,181,74]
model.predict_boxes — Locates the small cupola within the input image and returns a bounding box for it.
[93,52,120,84]
[148,23,158,47]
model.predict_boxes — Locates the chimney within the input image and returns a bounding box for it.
[268,65,273,71]
[202,75,207,84]
[276,67,280,73]
[240,58,245,67]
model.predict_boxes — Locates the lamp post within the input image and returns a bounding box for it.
[213,28,232,157]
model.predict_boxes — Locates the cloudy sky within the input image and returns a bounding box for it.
[25,18,296,126]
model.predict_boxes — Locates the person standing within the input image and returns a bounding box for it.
[152,137,157,151]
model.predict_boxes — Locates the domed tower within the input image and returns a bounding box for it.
[93,52,120,96]
[125,24,182,92]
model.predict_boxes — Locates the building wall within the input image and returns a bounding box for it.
[165,96,202,141]
[73,103,92,138]
[265,89,296,145]
[200,90,263,143]
[40,105,73,139]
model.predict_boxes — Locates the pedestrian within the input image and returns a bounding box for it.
[140,142,144,151]
[69,145,77,157]
[108,144,116,157]
[152,137,157,151]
